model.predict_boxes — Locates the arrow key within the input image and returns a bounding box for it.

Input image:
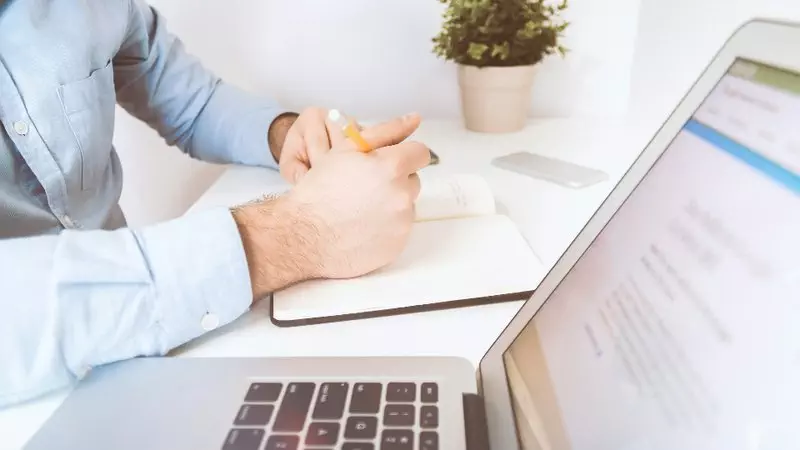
[305,422,340,446]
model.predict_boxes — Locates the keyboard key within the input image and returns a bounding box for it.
[383,404,415,426]
[380,429,413,450]
[233,404,274,426]
[420,406,438,428]
[343,443,375,450]
[264,435,299,450]
[421,383,438,403]
[345,416,378,439]
[420,431,439,450]
[312,382,349,419]
[244,382,282,402]
[386,382,415,402]
[222,428,264,450]
[305,422,340,446]
[273,382,315,431]
[350,382,382,414]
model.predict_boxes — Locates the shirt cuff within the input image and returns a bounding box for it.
[191,82,294,169]
[135,207,253,352]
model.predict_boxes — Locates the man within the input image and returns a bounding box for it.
[0,0,430,406]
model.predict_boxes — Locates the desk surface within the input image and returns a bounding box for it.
[0,118,653,449]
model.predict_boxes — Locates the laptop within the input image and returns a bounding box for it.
[23,18,800,450]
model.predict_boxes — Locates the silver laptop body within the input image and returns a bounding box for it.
[23,18,800,450]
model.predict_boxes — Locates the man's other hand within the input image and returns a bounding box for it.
[270,107,354,184]
[234,113,429,300]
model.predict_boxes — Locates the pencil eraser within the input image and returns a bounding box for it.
[328,109,342,122]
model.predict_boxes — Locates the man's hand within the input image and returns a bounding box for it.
[267,112,300,163]
[234,113,428,299]
[268,107,353,184]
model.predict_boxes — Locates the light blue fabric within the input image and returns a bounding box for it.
[0,0,289,406]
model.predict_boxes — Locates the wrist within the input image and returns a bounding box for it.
[267,112,299,163]
[231,196,321,300]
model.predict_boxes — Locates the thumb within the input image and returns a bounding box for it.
[357,113,421,150]
[280,159,309,184]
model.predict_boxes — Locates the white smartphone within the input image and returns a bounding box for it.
[491,151,609,188]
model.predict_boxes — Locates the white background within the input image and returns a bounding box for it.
[628,0,800,121]
[114,0,800,227]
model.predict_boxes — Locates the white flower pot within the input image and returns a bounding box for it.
[457,64,536,133]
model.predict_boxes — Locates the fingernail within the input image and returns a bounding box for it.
[403,112,419,121]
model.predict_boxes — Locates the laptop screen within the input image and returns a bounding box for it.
[503,59,800,449]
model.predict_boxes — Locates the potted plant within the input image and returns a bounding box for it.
[433,0,569,133]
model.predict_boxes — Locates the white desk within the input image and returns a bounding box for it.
[0,118,653,449]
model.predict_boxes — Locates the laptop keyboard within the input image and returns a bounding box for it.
[222,381,440,450]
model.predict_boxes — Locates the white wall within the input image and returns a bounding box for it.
[115,0,642,226]
[629,0,800,125]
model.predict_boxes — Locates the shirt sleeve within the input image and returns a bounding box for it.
[112,0,290,168]
[0,208,253,407]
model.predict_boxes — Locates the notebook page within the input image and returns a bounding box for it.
[414,174,495,222]
[272,214,545,322]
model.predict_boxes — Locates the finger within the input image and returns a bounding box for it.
[278,132,307,182]
[407,172,422,200]
[280,158,310,184]
[292,164,309,183]
[357,113,421,150]
[376,140,431,176]
[304,122,331,164]
[325,116,348,148]
[300,109,333,162]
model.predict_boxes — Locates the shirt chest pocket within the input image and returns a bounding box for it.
[58,61,116,190]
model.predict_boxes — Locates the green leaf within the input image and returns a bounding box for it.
[491,42,510,60]
[467,42,489,61]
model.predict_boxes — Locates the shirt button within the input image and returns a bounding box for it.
[60,215,76,228]
[13,120,29,136]
[201,313,220,331]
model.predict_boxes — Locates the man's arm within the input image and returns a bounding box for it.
[112,0,296,166]
[0,201,321,407]
[0,209,252,406]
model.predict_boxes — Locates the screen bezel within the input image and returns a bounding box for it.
[476,18,800,450]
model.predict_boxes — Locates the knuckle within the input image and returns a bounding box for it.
[382,157,404,178]
[387,188,412,212]
[409,178,422,198]
[405,140,428,154]
[394,196,412,214]
[405,141,430,164]
[400,187,417,209]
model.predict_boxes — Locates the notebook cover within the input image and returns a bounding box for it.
[267,289,534,327]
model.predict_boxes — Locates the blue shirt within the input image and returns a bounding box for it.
[0,0,289,406]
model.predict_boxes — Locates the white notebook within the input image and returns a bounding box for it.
[270,174,547,326]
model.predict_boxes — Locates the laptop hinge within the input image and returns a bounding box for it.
[463,393,491,450]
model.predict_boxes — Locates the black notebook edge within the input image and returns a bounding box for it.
[268,289,535,327]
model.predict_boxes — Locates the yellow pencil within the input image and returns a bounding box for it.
[328,109,371,152]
